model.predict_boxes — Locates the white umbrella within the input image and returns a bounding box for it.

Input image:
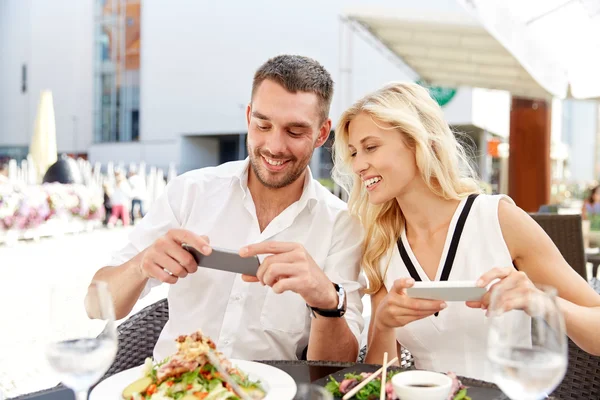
[106,162,115,186]
[8,159,18,183]
[21,159,28,185]
[137,163,146,196]
[79,158,93,187]
[29,90,58,183]
[139,162,147,184]
[26,155,37,185]
[167,162,177,182]
[458,0,600,99]
[92,162,102,187]
[155,169,166,199]
[146,167,156,208]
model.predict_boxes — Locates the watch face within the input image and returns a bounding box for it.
[338,285,347,312]
[307,284,347,318]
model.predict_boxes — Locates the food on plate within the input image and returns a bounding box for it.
[121,330,266,400]
[325,370,469,400]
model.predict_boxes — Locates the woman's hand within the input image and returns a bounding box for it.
[467,267,544,316]
[375,277,446,330]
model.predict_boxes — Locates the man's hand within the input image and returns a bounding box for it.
[239,241,338,309]
[139,229,211,284]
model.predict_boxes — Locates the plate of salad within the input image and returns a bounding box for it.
[316,365,471,400]
[89,330,297,400]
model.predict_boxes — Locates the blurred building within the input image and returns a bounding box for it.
[562,100,600,182]
[0,0,94,162]
[1,0,597,190]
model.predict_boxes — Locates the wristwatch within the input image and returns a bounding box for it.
[307,283,347,318]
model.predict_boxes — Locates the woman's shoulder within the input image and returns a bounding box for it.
[466,194,514,225]
[495,197,550,256]
[473,193,515,207]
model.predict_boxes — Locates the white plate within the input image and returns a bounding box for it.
[90,359,297,400]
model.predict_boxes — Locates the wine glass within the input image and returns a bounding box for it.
[487,284,567,400]
[45,281,118,400]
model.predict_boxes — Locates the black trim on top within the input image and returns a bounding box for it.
[439,194,478,281]
[397,194,479,316]
[398,239,421,282]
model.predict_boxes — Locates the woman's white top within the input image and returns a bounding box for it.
[380,194,530,381]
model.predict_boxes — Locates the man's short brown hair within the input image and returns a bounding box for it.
[251,55,334,123]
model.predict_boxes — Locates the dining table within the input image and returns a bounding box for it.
[12,360,516,400]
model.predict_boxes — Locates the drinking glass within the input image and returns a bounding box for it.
[45,281,118,400]
[487,284,567,400]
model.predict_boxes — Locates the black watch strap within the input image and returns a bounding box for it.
[307,283,346,318]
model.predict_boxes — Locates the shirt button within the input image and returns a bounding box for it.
[234,295,242,301]
[223,340,230,345]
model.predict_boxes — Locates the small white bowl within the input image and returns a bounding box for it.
[392,371,453,400]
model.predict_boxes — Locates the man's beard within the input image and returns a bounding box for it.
[248,146,310,189]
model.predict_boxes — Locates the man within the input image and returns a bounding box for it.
[86,55,364,362]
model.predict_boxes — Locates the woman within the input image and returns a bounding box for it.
[582,185,600,220]
[107,171,132,227]
[332,82,600,381]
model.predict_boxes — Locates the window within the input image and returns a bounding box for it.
[94,0,141,143]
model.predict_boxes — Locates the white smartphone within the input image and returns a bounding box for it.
[182,244,260,276]
[406,281,487,302]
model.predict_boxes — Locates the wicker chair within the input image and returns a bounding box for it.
[357,345,413,368]
[102,298,169,379]
[591,277,600,294]
[552,339,600,399]
[529,213,600,398]
[529,213,587,279]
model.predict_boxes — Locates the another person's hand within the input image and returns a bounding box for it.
[466,267,543,316]
[375,278,446,330]
[139,229,211,284]
[239,241,338,309]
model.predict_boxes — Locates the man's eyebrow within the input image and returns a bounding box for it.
[251,111,311,129]
[251,111,269,120]
[287,121,311,129]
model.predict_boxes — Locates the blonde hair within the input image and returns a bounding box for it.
[332,82,481,294]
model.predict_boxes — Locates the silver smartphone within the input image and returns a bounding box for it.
[181,243,260,276]
[406,281,487,302]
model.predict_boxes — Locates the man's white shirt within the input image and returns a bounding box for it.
[108,159,365,362]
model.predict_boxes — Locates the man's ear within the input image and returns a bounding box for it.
[246,103,252,127]
[315,118,332,148]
